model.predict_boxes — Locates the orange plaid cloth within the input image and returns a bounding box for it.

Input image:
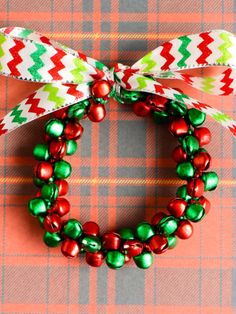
[0,0,235,313]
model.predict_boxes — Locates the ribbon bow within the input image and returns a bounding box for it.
[1,26,236,136]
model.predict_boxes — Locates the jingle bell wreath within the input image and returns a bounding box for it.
[1,27,236,269]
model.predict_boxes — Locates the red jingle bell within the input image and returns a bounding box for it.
[102,232,121,250]
[172,145,187,163]
[193,151,211,171]
[151,212,167,226]
[124,254,132,263]
[85,251,104,267]
[133,101,151,117]
[176,220,193,239]
[49,198,70,217]
[143,242,152,252]
[64,121,83,140]
[149,234,169,254]
[55,179,69,196]
[146,94,168,111]
[193,127,211,146]
[36,190,41,197]
[44,133,51,143]
[43,213,61,233]
[187,178,205,198]
[167,198,187,218]
[91,80,111,98]
[49,139,66,160]
[34,161,53,181]
[168,118,189,137]
[61,238,80,258]
[83,221,100,237]
[53,107,68,120]
[198,196,211,214]
[122,240,143,257]
[88,101,106,122]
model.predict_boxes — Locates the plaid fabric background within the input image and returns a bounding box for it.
[0,0,236,313]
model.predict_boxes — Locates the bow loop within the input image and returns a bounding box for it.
[1,27,236,137]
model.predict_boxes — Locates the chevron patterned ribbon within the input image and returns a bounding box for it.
[1,26,236,136]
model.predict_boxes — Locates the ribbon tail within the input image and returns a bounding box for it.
[0,83,91,136]
[116,71,236,137]
[155,68,236,96]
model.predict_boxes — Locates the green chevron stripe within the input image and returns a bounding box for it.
[211,112,231,123]
[177,36,191,68]
[19,28,34,38]
[0,34,6,71]
[43,84,65,109]
[202,77,215,94]
[28,43,47,80]
[95,60,106,70]
[141,51,156,72]
[136,76,150,89]
[173,93,190,102]
[71,58,87,83]
[216,32,233,64]
[10,105,27,124]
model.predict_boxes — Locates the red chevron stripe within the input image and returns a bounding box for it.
[228,125,236,136]
[160,42,174,71]
[3,26,15,35]
[25,92,45,115]
[220,68,234,95]
[40,36,52,45]
[154,83,167,95]
[0,119,8,136]
[120,68,139,89]
[64,84,84,99]
[7,39,25,76]
[192,101,212,110]
[49,48,66,80]
[90,68,105,81]
[78,52,87,62]
[196,32,213,64]
[180,73,194,85]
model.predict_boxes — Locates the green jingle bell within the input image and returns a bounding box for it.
[136,222,155,242]
[119,227,135,240]
[176,161,195,179]
[38,215,45,227]
[157,216,178,236]
[201,171,219,191]
[167,235,177,249]
[43,231,62,247]
[54,160,72,179]
[120,89,144,104]
[106,250,125,269]
[153,110,169,123]
[81,235,101,253]
[33,177,45,187]
[187,108,206,127]
[167,100,187,117]
[63,219,83,239]
[176,185,192,201]
[45,119,64,138]
[28,197,47,216]
[67,100,89,120]
[181,135,199,155]
[33,143,50,161]
[66,140,77,155]
[185,203,205,222]
[133,251,153,269]
[41,183,59,201]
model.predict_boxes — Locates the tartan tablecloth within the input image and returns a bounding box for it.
[0,0,236,313]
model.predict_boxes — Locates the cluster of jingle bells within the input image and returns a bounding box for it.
[29,78,218,269]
